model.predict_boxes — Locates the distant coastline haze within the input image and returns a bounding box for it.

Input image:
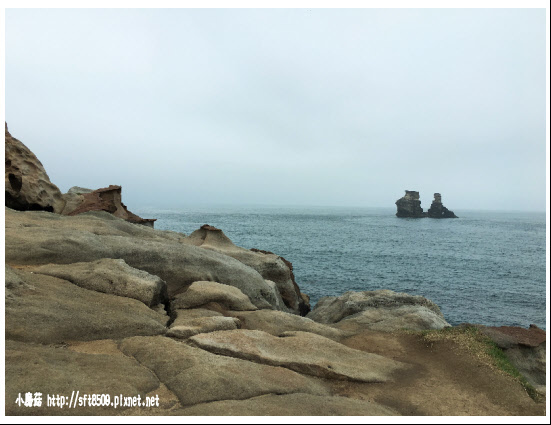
[5,8,547,212]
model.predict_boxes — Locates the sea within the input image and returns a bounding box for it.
[135,206,547,329]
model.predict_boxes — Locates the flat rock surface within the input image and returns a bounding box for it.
[174,393,399,416]
[167,316,240,339]
[189,329,405,382]
[172,281,257,311]
[5,339,160,415]
[6,266,167,344]
[119,336,328,407]
[27,258,168,307]
[228,309,344,340]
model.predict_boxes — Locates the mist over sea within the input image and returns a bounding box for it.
[136,206,547,329]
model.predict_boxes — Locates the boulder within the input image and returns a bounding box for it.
[119,336,329,406]
[427,193,458,218]
[27,258,168,307]
[395,190,426,218]
[227,309,344,340]
[65,184,157,227]
[171,281,258,311]
[5,208,283,310]
[188,329,405,382]
[173,393,399,416]
[5,340,160,415]
[307,290,450,332]
[184,225,309,315]
[5,266,167,344]
[5,122,64,213]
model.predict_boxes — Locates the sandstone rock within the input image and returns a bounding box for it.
[184,225,309,315]
[5,122,64,213]
[27,258,168,307]
[174,393,399,416]
[66,184,156,227]
[227,309,344,340]
[67,186,94,194]
[119,336,329,406]
[5,208,282,310]
[171,281,258,311]
[5,339,160,415]
[395,190,426,218]
[167,316,240,339]
[307,290,450,332]
[188,329,405,382]
[5,267,167,344]
[427,193,458,218]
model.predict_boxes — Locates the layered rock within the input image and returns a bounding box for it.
[5,266,168,344]
[307,290,450,332]
[184,224,310,315]
[26,259,168,307]
[189,329,405,382]
[395,190,426,218]
[5,208,285,311]
[65,184,157,227]
[5,122,65,213]
[427,193,458,218]
[119,336,329,406]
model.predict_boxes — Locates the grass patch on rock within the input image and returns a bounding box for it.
[407,325,543,403]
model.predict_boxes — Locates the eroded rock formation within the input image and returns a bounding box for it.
[395,190,426,218]
[5,122,65,213]
[66,185,157,227]
[184,225,310,315]
[427,193,458,218]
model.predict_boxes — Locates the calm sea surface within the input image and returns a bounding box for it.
[136,206,547,329]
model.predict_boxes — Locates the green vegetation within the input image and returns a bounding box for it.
[406,325,543,403]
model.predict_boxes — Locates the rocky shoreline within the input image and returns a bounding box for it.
[4,123,546,416]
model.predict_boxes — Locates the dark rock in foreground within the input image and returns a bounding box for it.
[427,193,458,218]
[395,190,426,218]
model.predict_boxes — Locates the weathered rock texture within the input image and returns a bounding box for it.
[427,193,458,218]
[172,281,258,311]
[5,266,168,344]
[307,290,450,332]
[66,184,157,227]
[227,309,344,340]
[5,340,160,415]
[189,329,405,382]
[395,190,426,218]
[5,208,283,310]
[27,258,168,307]
[184,224,310,315]
[174,393,399,416]
[5,122,65,213]
[119,336,329,406]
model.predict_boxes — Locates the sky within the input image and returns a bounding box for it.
[4,7,548,211]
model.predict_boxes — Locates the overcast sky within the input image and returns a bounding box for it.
[5,8,547,211]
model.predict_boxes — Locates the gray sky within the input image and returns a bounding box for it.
[5,8,547,211]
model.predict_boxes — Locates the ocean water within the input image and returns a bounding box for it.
[135,206,547,329]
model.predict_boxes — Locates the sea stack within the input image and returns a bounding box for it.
[427,193,458,218]
[395,190,426,218]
